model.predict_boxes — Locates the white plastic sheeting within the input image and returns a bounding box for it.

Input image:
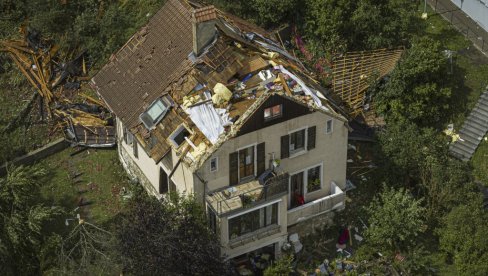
[275,65,328,111]
[186,102,229,144]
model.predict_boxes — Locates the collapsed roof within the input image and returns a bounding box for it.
[92,0,348,171]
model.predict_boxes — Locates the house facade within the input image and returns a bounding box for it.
[92,0,348,262]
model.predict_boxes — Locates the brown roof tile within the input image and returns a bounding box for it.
[193,5,217,23]
[92,0,193,129]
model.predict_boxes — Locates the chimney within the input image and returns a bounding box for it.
[192,5,217,56]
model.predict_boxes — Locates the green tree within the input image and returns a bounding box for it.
[263,254,294,276]
[364,185,425,252]
[438,199,488,275]
[375,37,452,127]
[208,0,297,28]
[117,189,229,275]
[303,0,420,53]
[0,165,62,275]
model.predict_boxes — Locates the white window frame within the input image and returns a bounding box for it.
[326,119,333,134]
[236,143,257,182]
[288,162,323,206]
[227,200,281,240]
[210,157,218,172]
[288,126,308,158]
[169,125,192,148]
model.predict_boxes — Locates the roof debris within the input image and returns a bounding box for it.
[92,0,348,170]
[0,27,115,147]
[91,0,404,170]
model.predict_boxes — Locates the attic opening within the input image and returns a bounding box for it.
[169,125,191,148]
[140,96,173,130]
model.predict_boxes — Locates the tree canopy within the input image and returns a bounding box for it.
[364,185,425,252]
[439,199,488,275]
[375,37,452,127]
[0,165,62,275]
[116,189,229,275]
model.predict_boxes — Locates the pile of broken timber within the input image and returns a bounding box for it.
[0,27,115,147]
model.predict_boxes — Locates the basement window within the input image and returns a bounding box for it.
[169,125,191,148]
[139,96,173,130]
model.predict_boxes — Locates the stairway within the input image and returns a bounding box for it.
[450,89,488,161]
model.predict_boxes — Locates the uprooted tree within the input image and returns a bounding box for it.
[116,188,230,275]
[55,219,119,275]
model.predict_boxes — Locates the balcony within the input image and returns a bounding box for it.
[206,170,289,217]
[287,182,345,226]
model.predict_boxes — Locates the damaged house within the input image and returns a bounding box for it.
[92,0,348,262]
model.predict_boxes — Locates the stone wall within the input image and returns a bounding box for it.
[0,138,70,175]
[118,144,159,197]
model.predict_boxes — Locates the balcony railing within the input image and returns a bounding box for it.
[287,182,345,226]
[206,170,289,217]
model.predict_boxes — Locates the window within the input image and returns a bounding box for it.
[159,167,168,194]
[289,164,322,208]
[133,141,139,159]
[239,146,255,180]
[326,119,333,134]
[229,143,265,185]
[289,129,306,154]
[264,104,282,120]
[228,202,278,239]
[281,126,316,159]
[139,96,173,130]
[207,206,217,234]
[123,128,133,145]
[210,157,218,172]
[127,132,134,145]
[169,125,191,148]
[307,166,321,193]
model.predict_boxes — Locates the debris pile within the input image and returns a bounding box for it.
[0,27,115,147]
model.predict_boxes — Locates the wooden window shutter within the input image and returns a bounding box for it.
[229,152,238,185]
[307,126,316,150]
[281,135,290,159]
[257,142,266,176]
[159,167,168,194]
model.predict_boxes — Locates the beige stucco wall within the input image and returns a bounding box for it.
[198,111,348,201]
[116,118,197,197]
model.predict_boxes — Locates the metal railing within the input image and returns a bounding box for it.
[428,0,488,55]
[207,172,289,217]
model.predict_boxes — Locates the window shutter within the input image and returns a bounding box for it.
[229,152,238,185]
[281,135,290,159]
[159,168,168,194]
[307,126,316,150]
[257,142,265,176]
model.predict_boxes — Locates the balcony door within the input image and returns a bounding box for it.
[289,172,304,209]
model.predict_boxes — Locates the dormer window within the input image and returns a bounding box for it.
[169,125,191,148]
[140,96,173,130]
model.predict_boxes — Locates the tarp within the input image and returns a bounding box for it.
[187,102,225,144]
[275,65,328,111]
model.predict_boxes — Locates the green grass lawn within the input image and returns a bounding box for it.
[40,147,130,226]
[422,8,488,184]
